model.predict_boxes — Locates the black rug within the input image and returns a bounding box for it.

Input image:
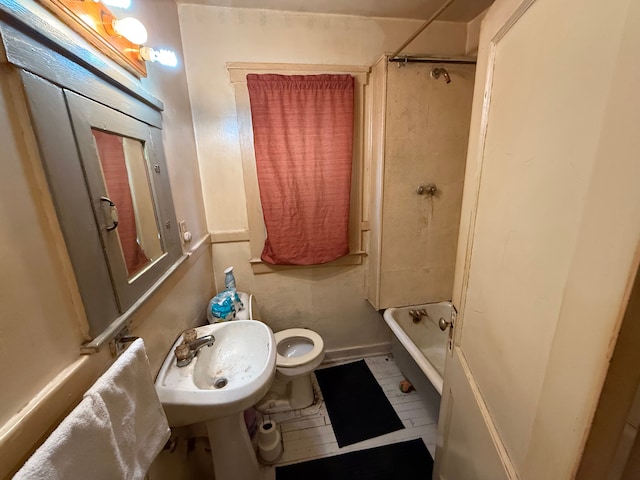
[276,438,433,480]
[314,360,404,447]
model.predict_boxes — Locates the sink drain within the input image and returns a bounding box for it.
[213,377,228,389]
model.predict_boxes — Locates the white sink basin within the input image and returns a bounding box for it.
[156,320,276,427]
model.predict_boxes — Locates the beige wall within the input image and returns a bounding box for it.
[0,1,212,476]
[135,0,208,243]
[178,5,470,352]
[465,9,487,55]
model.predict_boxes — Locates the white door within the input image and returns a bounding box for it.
[434,0,640,478]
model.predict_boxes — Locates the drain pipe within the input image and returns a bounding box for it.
[388,0,456,61]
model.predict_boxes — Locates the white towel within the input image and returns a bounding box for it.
[14,339,170,480]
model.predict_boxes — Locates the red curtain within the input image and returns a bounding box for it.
[247,74,354,265]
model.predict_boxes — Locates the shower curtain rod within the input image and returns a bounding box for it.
[388,56,477,65]
[388,0,456,59]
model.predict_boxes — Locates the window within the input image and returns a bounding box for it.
[247,74,354,266]
[227,63,370,273]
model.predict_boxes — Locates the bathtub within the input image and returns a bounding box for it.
[383,302,452,396]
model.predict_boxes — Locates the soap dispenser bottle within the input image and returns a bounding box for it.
[224,266,236,290]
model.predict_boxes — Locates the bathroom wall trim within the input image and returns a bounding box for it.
[0,349,112,479]
[322,342,392,365]
[249,251,366,274]
[186,233,211,259]
[210,229,251,244]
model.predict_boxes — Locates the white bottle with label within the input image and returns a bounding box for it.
[224,266,236,289]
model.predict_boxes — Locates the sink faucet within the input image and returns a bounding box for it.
[174,329,215,367]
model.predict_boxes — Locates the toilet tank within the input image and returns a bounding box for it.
[236,292,261,320]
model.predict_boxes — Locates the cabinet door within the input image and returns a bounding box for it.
[21,72,120,336]
[65,91,181,312]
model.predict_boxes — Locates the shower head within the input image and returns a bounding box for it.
[431,67,451,84]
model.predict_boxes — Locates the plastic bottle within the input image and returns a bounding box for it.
[224,266,236,289]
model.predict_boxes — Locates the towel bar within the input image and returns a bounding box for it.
[109,326,140,357]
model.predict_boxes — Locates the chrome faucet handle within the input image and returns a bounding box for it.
[175,343,193,367]
[416,183,437,196]
[183,328,197,344]
[409,309,429,324]
[174,331,215,367]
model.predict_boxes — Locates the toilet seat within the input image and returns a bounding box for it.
[274,329,324,368]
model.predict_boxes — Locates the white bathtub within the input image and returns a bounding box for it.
[383,302,452,395]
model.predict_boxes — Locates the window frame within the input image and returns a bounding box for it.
[227,62,370,274]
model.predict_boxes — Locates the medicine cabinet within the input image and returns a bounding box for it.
[22,73,182,344]
[2,3,183,347]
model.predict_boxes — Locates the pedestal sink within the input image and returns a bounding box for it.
[156,320,276,480]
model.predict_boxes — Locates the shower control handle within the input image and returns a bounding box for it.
[439,317,451,331]
[416,183,437,196]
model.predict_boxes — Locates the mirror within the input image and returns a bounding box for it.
[92,129,164,279]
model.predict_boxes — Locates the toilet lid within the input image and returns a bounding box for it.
[274,328,324,368]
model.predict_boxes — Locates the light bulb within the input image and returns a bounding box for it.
[155,49,178,67]
[139,47,178,68]
[112,17,148,45]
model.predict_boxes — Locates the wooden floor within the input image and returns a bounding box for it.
[259,355,440,479]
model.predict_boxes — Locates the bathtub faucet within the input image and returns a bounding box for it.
[408,309,429,324]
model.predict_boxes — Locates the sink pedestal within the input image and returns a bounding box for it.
[155,321,277,480]
[205,412,260,480]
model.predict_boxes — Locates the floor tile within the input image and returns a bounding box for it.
[259,354,440,479]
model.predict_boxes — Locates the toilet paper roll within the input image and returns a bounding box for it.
[257,420,283,463]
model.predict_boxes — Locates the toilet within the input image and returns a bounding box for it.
[233,292,325,413]
[268,328,324,411]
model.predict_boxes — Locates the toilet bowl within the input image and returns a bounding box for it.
[263,328,325,411]
[230,292,325,413]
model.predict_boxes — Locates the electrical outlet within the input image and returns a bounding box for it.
[178,220,191,244]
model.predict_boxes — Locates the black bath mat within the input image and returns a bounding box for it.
[276,438,433,480]
[314,360,404,447]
